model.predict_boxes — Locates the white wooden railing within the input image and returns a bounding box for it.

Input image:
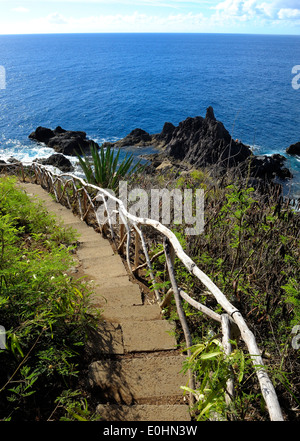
[0,161,284,421]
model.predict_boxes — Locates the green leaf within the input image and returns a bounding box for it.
[200,351,223,360]
[238,351,245,383]
[10,333,24,358]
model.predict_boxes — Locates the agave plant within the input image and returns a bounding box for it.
[77,142,144,193]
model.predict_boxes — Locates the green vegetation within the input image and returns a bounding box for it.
[0,177,98,421]
[77,143,143,193]
[181,338,252,421]
[128,166,300,420]
[2,152,299,421]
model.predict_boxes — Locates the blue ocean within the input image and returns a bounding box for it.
[0,33,300,198]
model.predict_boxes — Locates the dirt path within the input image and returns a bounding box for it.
[20,182,191,422]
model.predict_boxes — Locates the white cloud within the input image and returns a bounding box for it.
[213,0,258,23]
[256,2,277,18]
[47,12,68,24]
[278,8,300,19]
[2,0,214,4]
[0,10,211,33]
[64,11,207,31]
[212,0,300,23]
[11,7,29,13]
[2,0,300,33]
[214,0,241,15]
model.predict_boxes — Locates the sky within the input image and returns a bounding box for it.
[0,0,299,35]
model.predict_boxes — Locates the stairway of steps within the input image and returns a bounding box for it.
[19,182,191,422]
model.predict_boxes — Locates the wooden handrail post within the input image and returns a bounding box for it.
[83,188,87,214]
[163,238,195,405]
[134,226,140,270]
[21,163,25,182]
[57,179,62,201]
[119,223,125,254]
[221,314,235,412]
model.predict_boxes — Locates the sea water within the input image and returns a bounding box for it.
[0,33,299,197]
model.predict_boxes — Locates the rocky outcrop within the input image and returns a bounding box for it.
[0,159,7,172]
[160,107,252,168]
[104,107,292,181]
[29,127,55,144]
[286,142,300,156]
[249,154,292,180]
[102,123,177,150]
[103,128,152,149]
[29,126,99,156]
[34,153,74,173]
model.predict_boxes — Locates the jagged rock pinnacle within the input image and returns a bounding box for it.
[205,106,216,121]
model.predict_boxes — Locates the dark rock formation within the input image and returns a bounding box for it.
[7,157,21,164]
[154,122,176,146]
[161,107,252,169]
[249,154,292,180]
[104,107,292,182]
[102,128,152,149]
[286,142,300,156]
[0,159,7,172]
[29,126,55,144]
[29,126,98,156]
[34,153,74,173]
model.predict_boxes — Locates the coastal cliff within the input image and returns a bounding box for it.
[103,107,292,182]
[27,107,293,183]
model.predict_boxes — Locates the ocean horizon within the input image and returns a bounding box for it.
[0,33,299,197]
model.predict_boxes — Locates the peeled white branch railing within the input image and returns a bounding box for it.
[1,161,284,421]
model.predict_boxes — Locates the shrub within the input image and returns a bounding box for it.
[77,143,144,193]
[0,177,97,421]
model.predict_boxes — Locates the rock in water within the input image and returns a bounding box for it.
[106,106,292,181]
[29,126,55,144]
[163,106,252,168]
[34,153,74,173]
[286,142,300,156]
[102,128,152,149]
[29,126,99,156]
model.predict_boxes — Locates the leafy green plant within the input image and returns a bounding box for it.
[281,278,300,327]
[127,166,300,420]
[181,338,255,421]
[77,142,144,193]
[0,177,97,421]
[50,389,101,421]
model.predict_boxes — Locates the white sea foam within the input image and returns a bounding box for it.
[0,137,80,170]
[0,138,54,163]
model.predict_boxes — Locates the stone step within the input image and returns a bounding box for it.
[96,404,191,421]
[91,284,143,307]
[76,245,115,261]
[87,320,177,355]
[101,304,162,322]
[77,238,113,250]
[121,320,177,352]
[62,221,100,237]
[81,255,128,278]
[87,322,125,355]
[89,274,134,290]
[89,355,188,405]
